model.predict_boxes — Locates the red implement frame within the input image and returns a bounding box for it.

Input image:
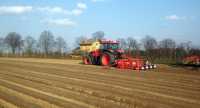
[115,57,144,70]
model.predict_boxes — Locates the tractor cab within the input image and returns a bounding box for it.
[99,40,124,54]
[100,40,119,50]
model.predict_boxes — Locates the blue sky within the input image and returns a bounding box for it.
[0,0,200,47]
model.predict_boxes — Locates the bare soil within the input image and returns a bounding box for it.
[0,58,199,108]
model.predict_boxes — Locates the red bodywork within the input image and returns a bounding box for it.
[183,55,200,65]
[91,50,101,57]
[115,58,144,70]
[82,39,156,70]
[116,57,157,70]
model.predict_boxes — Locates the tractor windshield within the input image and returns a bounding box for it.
[102,43,119,50]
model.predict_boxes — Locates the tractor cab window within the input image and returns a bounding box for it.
[110,44,119,49]
[102,43,119,50]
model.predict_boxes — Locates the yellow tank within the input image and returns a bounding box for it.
[80,40,102,53]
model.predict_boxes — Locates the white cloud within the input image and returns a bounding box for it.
[70,2,87,16]
[37,7,70,14]
[0,6,32,15]
[165,15,185,21]
[77,3,87,10]
[0,2,87,16]
[91,0,105,2]
[0,2,88,27]
[37,2,87,16]
[71,2,87,16]
[71,9,83,16]
[44,18,76,27]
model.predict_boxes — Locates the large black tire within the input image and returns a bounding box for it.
[91,56,101,65]
[85,54,101,65]
[83,55,92,65]
[100,52,115,66]
[88,54,97,65]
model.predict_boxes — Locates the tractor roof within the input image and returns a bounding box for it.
[99,39,119,44]
[79,39,93,46]
[80,39,119,46]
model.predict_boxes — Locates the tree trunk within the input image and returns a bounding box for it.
[12,48,15,55]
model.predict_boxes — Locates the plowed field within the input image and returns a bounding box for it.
[0,58,200,108]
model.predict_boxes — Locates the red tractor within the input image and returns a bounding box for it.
[80,39,156,70]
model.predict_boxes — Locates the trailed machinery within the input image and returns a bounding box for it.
[183,55,200,66]
[80,39,156,70]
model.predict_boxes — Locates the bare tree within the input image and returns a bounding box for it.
[179,41,192,54]
[92,31,105,40]
[142,36,157,51]
[127,37,138,50]
[117,38,128,50]
[127,37,139,56]
[159,38,176,60]
[0,37,3,43]
[160,38,176,49]
[189,48,200,55]
[176,43,188,62]
[4,32,22,54]
[0,37,3,46]
[141,35,157,60]
[75,36,88,47]
[0,37,4,55]
[24,36,36,55]
[39,30,54,55]
[55,36,67,56]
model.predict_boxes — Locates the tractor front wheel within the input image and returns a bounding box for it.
[83,56,92,65]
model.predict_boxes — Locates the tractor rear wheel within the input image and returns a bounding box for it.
[83,56,92,65]
[100,52,115,66]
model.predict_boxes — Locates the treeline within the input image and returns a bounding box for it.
[74,32,200,64]
[0,30,106,58]
[0,30,200,64]
[0,30,68,58]
[117,36,200,64]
